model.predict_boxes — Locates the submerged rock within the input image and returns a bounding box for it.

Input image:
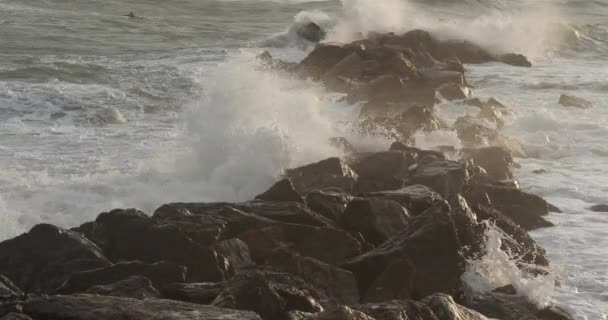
[296,22,326,43]
[588,204,608,212]
[558,94,593,109]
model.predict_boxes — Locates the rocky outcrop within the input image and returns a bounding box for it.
[296,22,326,43]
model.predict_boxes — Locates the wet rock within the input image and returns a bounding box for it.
[287,306,375,320]
[463,292,573,320]
[0,313,32,320]
[360,184,444,216]
[533,169,548,174]
[462,146,514,181]
[213,238,253,272]
[343,203,465,298]
[304,189,353,222]
[0,224,110,293]
[211,271,323,320]
[537,306,574,320]
[498,53,532,67]
[322,53,365,92]
[299,44,355,79]
[558,94,592,109]
[73,209,228,282]
[232,201,333,227]
[588,204,608,212]
[406,157,470,198]
[478,105,505,129]
[255,178,303,203]
[363,259,415,302]
[453,116,499,147]
[0,276,21,297]
[389,142,446,159]
[296,22,326,43]
[340,198,410,245]
[351,300,439,320]
[465,183,554,230]
[161,281,225,304]
[0,294,262,320]
[350,151,418,181]
[436,82,471,101]
[239,223,362,265]
[266,247,360,305]
[85,275,160,299]
[57,261,186,294]
[422,293,488,320]
[286,157,359,194]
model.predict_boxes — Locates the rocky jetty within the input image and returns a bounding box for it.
[0,30,577,320]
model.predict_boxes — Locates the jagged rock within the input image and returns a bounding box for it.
[322,53,365,92]
[406,157,470,198]
[589,204,608,212]
[85,276,160,299]
[57,261,186,294]
[304,189,353,221]
[462,146,514,181]
[498,53,532,67]
[340,198,410,245]
[0,276,21,297]
[389,142,446,159]
[465,183,554,230]
[363,259,415,302]
[360,185,444,216]
[286,157,359,194]
[463,292,573,320]
[213,238,253,272]
[0,294,262,320]
[161,282,225,304]
[436,83,471,101]
[343,203,465,299]
[287,306,376,320]
[558,94,592,109]
[73,209,228,282]
[0,224,110,293]
[211,271,323,320]
[239,223,362,265]
[266,247,360,305]
[255,179,303,203]
[422,293,488,320]
[299,44,355,79]
[453,116,499,147]
[232,202,333,227]
[478,105,505,129]
[350,151,418,180]
[0,313,32,320]
[351,300,439,320]
[296,22,326,43]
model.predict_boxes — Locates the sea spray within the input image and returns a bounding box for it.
[462,221,556,307]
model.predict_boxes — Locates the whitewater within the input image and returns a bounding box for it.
[0,0,607,318]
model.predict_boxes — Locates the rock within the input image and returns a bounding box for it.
[213,238,254,272]
[463,98,484,108]
[498,53,532,67]
[462,146,514,181]
[239,223,362,265]
[57,260,186,294]
[321,53,365,92]
[436,83,471,101]
[340,198,410,245]
[380,52,419,78]
[465,183,554,230]
[478,105,505,129]
[349,151,418,181]
[296,22,326,43]
[343,203,465,299]
[422,293,488,320]
[304,189,353,222]
[73,209,228,282]
[0,276,21,297]
[255,178,303,203]
[453,116,498,147]
[363,259,415,302]
[463,292,573,320]
[0,313,32,320]
[299,44,354,79]
[286,157,359,194]
[537,306,574,320]
[287,306,376,320]
[232,201,333,227]
[558,94,593,109]
[0,294,262,320]
[532,169,547,174]
[266,247,360,305]
[360,185,444,216]
[0,224,110,293]
[161,282,225,304]
[85,276,160,299]
[588,204,608,212]
[406,157,470,198]
[351,300,439,320]
[211,271,323,320]
[389,142,446,159]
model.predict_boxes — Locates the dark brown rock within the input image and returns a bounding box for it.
[0,294,262,320]
[350,151,417,181]
[498,53,532,67]
[422,293,488,320]
[304,189,353,222]
[0,313,32,320]
[406,157,470,198]
[85,275,160,299]
[161,282,225,304]
[286,157,359,194]
[351,300,439,320]
[360,184,444,216]
[588,204,608,212]
[239,223,362,266]
[436,82,471,101]
[558,94,593,109]
[0,224,110,293]
[363,259,415,302]
[343,203,465,299]
[299,44,355,79]
[463,292,573,320]
[255,178,303,203]
[0,276,21,297]
[462,146,514,181]
[296,22,326,43]
[213,238,253,272]
[57,261,186,294]
[286,306,376,320]
[340,198,410,245]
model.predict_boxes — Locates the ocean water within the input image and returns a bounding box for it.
[0,0,607,318]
